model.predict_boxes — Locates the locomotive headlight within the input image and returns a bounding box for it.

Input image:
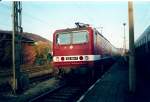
[85,56,89,61]
[56,57,59,62]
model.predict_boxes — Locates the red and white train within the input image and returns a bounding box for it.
[53,23,120,76]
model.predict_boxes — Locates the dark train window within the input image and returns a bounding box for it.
[140,40,141,46]
[148,33,150,41]
[144,37,146,44]
[7,35,12,39]
[94,31,97,44]
[139,42,141,47]
[148,33,150,48]
[141,39,143,45]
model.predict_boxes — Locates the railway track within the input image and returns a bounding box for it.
[29,72,97,102]
[29,83,88,102]
[28,63,114,102]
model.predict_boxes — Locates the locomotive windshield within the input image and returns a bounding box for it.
[56,31,88,45]
[57,33,71,44]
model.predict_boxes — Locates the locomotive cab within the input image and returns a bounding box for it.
[53,30,92,63]
[53,25,94,75]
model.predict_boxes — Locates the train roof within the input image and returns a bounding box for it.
[54,26,117,49]
[54,26,92,33]
[135,25,150,45]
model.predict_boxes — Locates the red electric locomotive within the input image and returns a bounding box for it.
[53,23,119,76]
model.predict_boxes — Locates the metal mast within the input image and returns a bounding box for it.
[12,1,22,93]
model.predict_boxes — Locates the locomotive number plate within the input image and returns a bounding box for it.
[66,57,78,60]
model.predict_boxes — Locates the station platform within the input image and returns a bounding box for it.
[77,58,150,102]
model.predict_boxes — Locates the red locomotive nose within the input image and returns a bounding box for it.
[61,57,64,61]
[79,56,83,60]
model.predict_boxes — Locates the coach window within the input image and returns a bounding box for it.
[144,37,146,44]
[143,37,145,45]
[140,40,142,46]
[94,31,97,44]
[148,32,150,48]
[142,38,144,44]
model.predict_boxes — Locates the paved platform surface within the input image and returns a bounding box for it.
[77,58,150,102]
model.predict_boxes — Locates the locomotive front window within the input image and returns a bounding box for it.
[72,31,88,44]
[56,31,88,45]
[57,33,71,44]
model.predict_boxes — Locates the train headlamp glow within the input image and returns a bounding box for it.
[85,56,89,61]
[56,57,59,61]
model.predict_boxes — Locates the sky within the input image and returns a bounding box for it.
[0,1,150,49]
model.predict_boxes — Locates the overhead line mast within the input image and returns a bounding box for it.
[12,1,22,94]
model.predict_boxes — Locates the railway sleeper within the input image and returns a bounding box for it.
[48,95,72,99]
[41,99,67,102]
[52,93,76,96]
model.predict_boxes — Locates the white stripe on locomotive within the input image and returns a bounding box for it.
[53,55,101,62]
